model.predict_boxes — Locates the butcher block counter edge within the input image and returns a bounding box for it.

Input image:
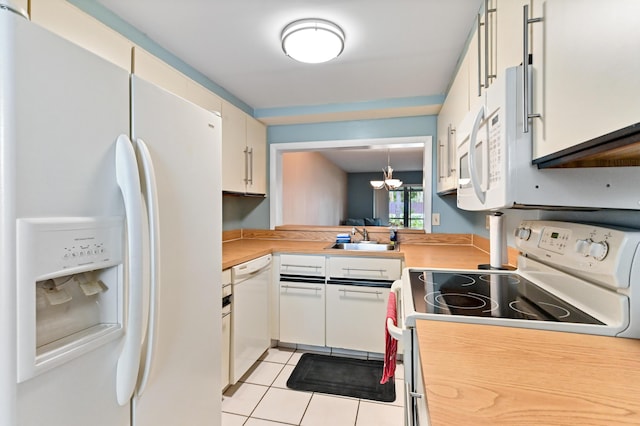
[416,320,640,426]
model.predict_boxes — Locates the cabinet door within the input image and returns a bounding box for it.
[221,100,247,193]
[436,112,457,194]
[531,0,640,159]
[279,281,325,346]
[30,0,132,70]
[246,116,267,195]
[185,80,222,113]
[495,0,529,74]
[326,284,390,353]
[132,47,189,100]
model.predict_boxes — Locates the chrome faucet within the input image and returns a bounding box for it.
[351,226,369,241]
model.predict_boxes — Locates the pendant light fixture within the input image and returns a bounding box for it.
[281,19,345,64]
[371,150,403,190]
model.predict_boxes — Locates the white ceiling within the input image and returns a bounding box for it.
[319,146,424,173]
[95,0,482,172]
[96,0,481,111]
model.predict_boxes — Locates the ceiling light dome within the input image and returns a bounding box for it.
[281,19,345,64]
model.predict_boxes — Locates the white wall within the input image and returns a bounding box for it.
[282,152,347,225]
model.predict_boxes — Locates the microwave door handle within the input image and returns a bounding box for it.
[468,105,486,204]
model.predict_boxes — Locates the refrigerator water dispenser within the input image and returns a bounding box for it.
[16,217,125,382]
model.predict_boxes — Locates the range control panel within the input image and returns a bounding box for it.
[514,220,640,290]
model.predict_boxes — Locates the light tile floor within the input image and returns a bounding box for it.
[222,347,404,426]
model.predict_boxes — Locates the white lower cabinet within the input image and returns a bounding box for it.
[279,279,325,346]
[276,254,400,354]
[325,284,391,354]
[278,254,326,346]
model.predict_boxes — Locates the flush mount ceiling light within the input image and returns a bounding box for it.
[371,150,403,190]
[281,18,345,64]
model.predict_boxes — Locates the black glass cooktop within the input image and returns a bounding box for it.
[409,270,603,324]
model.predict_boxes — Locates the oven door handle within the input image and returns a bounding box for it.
[386,318,403,341]
[388,280,404,341]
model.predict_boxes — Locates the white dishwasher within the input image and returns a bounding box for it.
[230,254,271,384]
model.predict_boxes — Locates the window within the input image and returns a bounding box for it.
[388,185,424,229]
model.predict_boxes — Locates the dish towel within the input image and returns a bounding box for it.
[380,291,398,384]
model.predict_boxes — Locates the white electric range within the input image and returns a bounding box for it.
[388,220,640,426]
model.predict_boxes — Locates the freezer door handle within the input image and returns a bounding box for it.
[133,138,161,398]
[114,135,145,405]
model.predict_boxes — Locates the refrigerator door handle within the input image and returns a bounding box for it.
[133,138,161,398]
[114,134,145,405]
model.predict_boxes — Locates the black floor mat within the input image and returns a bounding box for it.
[286,353,396,403]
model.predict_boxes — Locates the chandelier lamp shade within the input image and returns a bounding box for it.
[371,151,403,190]
[281,19,345,64]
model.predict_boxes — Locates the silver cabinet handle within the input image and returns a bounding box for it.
[339,288,383,296]
[485,0,497,85]
[281,264,322,270]
[449,126,456,174]
[478,1,498,97]
[438,141,446,180]
[446,124,452,178]
[243,146,249,184]
[477,13,483,96]
[282,284,323,291]
[522,4,543,133]
[248,147,254,185]
[409,391,423,399]
[484,1,489,90]
[341,267,387,273]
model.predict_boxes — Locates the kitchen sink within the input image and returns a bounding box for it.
[328,242,398,251]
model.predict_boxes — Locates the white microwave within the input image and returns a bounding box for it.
[455,65,639,212]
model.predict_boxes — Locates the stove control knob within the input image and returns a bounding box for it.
[515,227,531,241]
[575,239,592,257]
[589,241,609,261]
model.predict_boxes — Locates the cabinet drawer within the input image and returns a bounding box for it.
[328,257,401,281]
[280,254,326,277]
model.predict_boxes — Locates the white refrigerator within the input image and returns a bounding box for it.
[1,4,133,426]
[1,4,222,426]
[129,75,222,426]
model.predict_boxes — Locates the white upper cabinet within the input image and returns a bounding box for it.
[495,0,529,74]
[437,55,469,194]
[221,100,267,195]
[186,80,222,114]
[30,0,132,70]
[133,47,223,116]
[221,101,249,193]
[528,0,640,161]
[132,47,190,100]
[468,0,499,108]
[246,116,267,195]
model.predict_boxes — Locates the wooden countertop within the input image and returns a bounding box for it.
[222,239,492,270]
[416,321,640,425]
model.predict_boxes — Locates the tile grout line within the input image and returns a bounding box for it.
[354,399,362,426]
[295,391,315,426]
